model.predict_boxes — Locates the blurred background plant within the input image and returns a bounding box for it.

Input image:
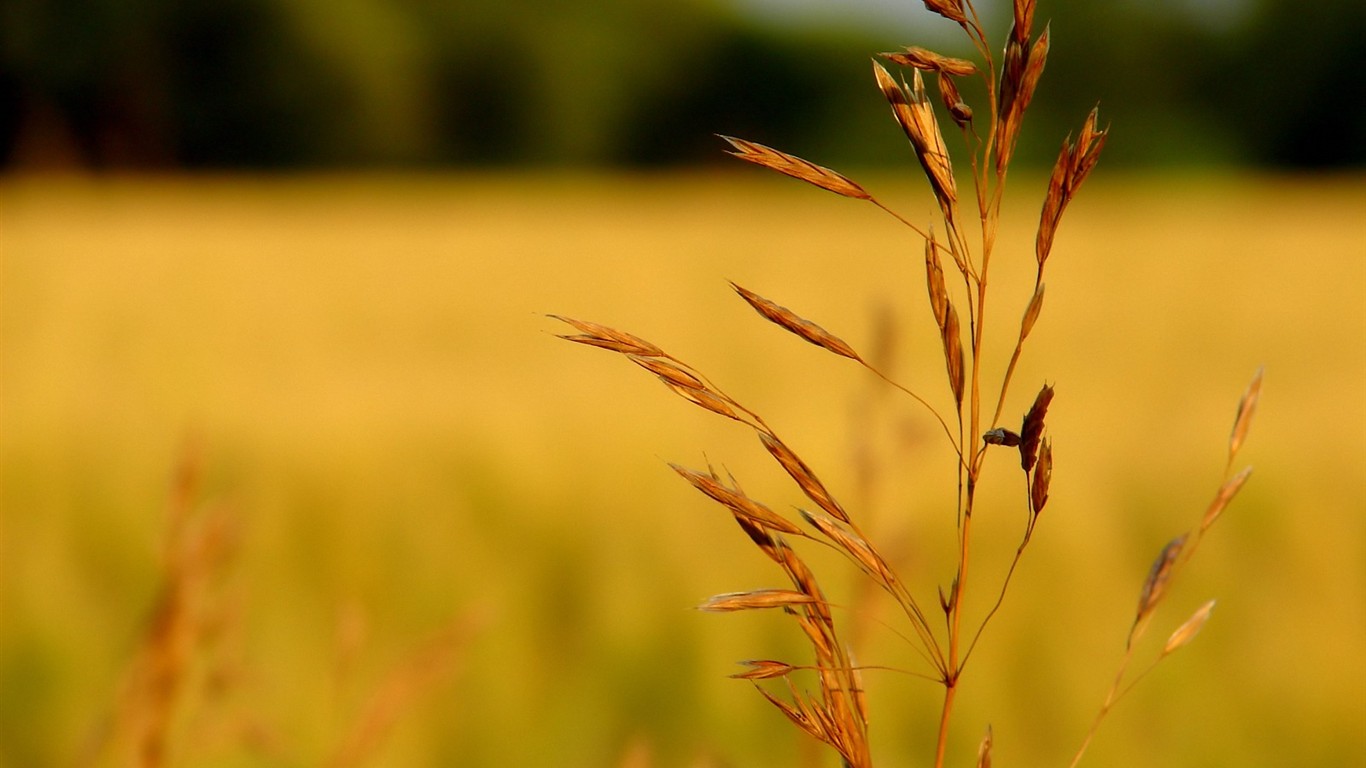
[2,0,1363,171]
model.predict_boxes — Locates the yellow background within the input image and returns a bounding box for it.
[3,172,1363,766]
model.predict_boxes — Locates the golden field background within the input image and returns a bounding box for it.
[2,173,1364,766]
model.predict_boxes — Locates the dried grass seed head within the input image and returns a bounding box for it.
[628,354,704,390]
[732,283,863,362]
[925,233,950,329]
[1012,0,1037,45]
[1070,107,1109,190]
[1036,137,1072,266]
[732,512,784,563]
[799,509,898,589]
[977,724,995,768]
[779,546,834,626]
[1020,383,1054,471]
[1201,465,1253,533]
[662,381,742,421]
[550,315,663,357]
[670,463,805,536]
[937,72,974,126]
[1132,534,1188,642]
[1229,366,1264,459]
[996,25,1050,173]
[731,660,797,680]
[942,304,966,408]
[880,47,978,77]
[1162,599,1217,655]
[1021,282,1046,339]
[921,0,968,24]
[720,136,871,201]
[1036,107,1108,267]
[873,62,958,210]
[699,589,820,612]
[1031,437,1052,512]
[754,683,826,742]
[759,431,850,523]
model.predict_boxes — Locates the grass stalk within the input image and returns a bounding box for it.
[557,1,1259,764]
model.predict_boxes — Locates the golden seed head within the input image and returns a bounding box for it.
[720,135,871,201]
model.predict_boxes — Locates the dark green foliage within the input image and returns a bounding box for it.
[0,0,1360,168]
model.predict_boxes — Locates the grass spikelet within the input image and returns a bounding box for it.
[880,47,978,77]
[1229,366,1264,459]
[1036,138,1072,266]
[798,509,898,590]
[699,590,822,613]
[670,463,806,536]
[719,136,872,201]
[920,0,967,24]
[873,63,958,213]
[731,660,797,680]
[629,354,706,390]
[1020,282,1046,340]
[1162,600,1217,657]
[661,380,743,421]
[1201,465,1253,532]
[549,314,663,356]
[1130,535,1187,647]
[1030,437,1052,513]
[1019,383,1054,471]
[941,304,966,408]
[976,724,994,768]
[1036,108,1109,268]
[996,25,1049,172]
[925,233,950,328]
[936,72,974,126]
[731,282,863,362]
[753,680,826,741]
[1012,0,1037,45]
[777,543,834,626]
[758,431,850,523]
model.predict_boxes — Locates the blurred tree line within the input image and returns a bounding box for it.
[1,0,1362,170]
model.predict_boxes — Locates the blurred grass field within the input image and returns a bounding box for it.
[2,172,1364,767]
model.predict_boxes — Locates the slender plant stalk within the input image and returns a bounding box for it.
[556,1,1260,765]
